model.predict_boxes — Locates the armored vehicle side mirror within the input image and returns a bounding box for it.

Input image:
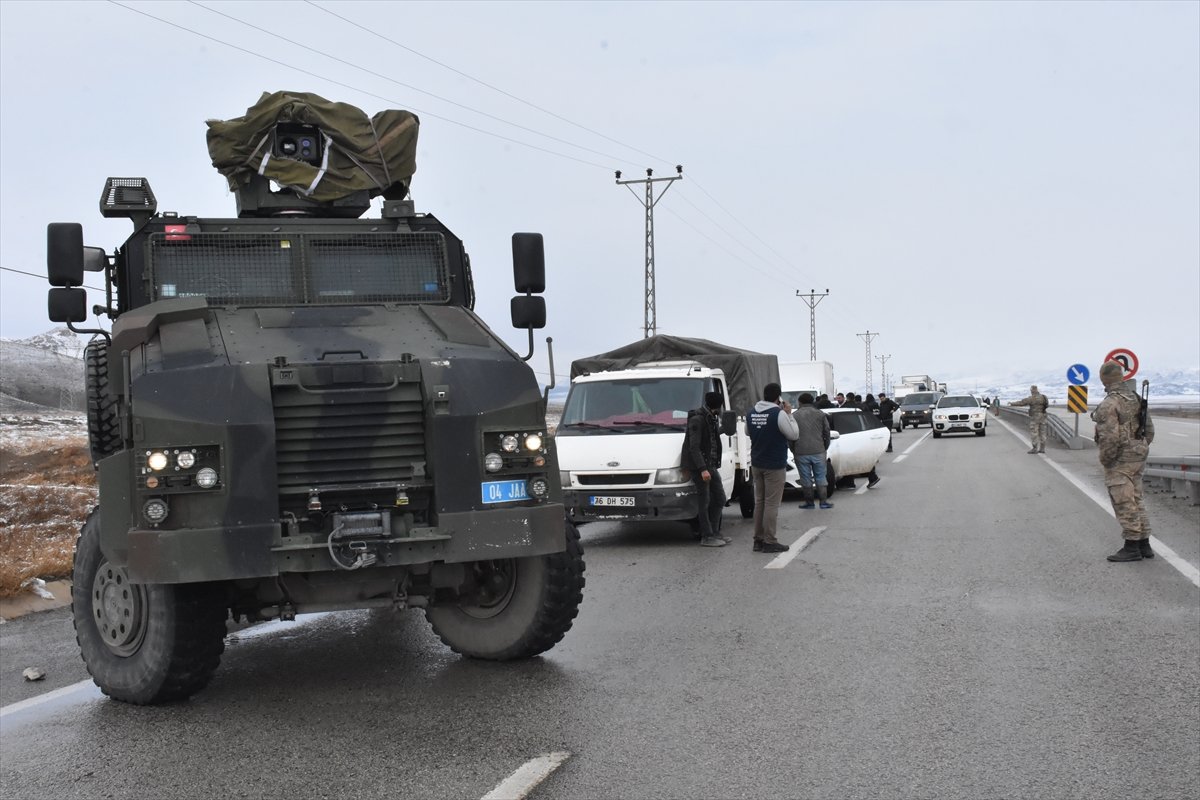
[47,223,84,287]
[720,410,737,436]
[511,296,546,329]
[83,247,107,272]
[512,233,545,294]
[48,288,87,322]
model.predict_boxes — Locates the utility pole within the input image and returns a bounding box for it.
[616,165,683,338]
[858,330,879,395]
[876,353,891,396]
[795,289,829,360]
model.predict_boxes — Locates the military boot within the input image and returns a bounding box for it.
[1138,537,1155,559]
[799,487,815,510]
[1037,446,1045,453]
[1027,447,1039,454]
[1106,539,1143,562]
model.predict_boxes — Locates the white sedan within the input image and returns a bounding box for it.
[932,394,988,438]
[784,407,890,494]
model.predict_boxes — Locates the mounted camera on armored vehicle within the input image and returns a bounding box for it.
[45,91,585,704]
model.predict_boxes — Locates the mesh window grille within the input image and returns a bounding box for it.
[148,232,449,305]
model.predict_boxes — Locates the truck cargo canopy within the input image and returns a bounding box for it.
[570,335,780,415]
[206,91,418,202]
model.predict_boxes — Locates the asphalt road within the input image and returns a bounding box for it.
[2,417,1197,800]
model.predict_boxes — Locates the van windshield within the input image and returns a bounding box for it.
[902,393,939,406]
[559,378,706,432]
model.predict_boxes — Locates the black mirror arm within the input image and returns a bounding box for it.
[67,321,111,346]
[541,337,556,407]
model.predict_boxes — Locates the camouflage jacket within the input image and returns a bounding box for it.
[1092,381,1154,468]
[1011,391,1049,418]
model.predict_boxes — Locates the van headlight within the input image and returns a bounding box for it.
[655,467,688,485]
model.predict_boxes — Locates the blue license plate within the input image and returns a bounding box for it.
[481,479,529,504]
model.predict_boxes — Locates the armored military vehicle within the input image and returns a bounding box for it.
[45,92,584,704]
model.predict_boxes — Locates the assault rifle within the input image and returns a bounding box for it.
[1135,379,1150,440]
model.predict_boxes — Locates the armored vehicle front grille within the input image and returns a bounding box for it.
[272,384,426,491]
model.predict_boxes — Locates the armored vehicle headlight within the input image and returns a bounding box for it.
[142,498,169,525]
[176,451,196,469]
[196,467,219,488]
[484,453,504,473]
[501,434,520,453]
[524,433,543,452]
[147,451,169,471]
[527,476,550,499]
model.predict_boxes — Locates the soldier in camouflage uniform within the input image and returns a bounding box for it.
[1093,360,1155,562]
[1010,385,1050,453]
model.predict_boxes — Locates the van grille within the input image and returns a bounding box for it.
[272,383,425,491]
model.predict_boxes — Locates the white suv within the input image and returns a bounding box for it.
[932,395,987,438]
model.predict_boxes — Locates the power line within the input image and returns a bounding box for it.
[304,0,669,166]
[188,0,631,166]
[1,266,105,293]
[108,1,612,171]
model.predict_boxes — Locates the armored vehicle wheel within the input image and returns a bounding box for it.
[71,509,228,704]
[426,522,585,660]
[84,338,122,464]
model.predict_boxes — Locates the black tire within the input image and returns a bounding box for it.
[72,508,228,704]
[933,430,942,438]
[976,429,986,437]
[736,472,755,518]
[84,338,122,465]
[825,461,837,497]
[426,521,585,660]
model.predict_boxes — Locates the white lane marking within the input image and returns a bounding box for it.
[765,526,827,569]
[854,484,868,495]
[1,614,332,718]
[996,416,1200,588]
[0,679,94,718]
[892,430,931,463]
[481,752,571,800]
[1169,432,1187,438]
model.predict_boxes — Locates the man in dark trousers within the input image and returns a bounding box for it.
[681,391,729,547]
[747,382,799,553]
[878,392,899,452]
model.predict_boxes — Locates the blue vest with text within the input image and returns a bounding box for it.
[747,404,788,469]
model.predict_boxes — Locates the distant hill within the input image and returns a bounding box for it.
[0,329,87,412]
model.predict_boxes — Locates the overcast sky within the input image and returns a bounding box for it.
[2,0,1197,393]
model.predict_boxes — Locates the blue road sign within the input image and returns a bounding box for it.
[1067,364,1090,385]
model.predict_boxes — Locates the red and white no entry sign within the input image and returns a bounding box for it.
[1104,348,1139,379]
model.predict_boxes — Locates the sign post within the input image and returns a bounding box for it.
[1064,363,1094,450]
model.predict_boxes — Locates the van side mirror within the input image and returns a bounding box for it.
[511,233,545,294]
[48,288,87,322]
[47,223,84,287]
[720,410,737,436]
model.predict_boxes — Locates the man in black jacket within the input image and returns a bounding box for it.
[878,392,899,452]
[681,391,729,547]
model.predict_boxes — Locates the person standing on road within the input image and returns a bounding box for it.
[681,391,730,548]
[1093,360,1156,562]
[1011,385,1050,453]
[747,382,799,553]
[878,392,899,452]
[834,392,846,407]
[791,393,833,510]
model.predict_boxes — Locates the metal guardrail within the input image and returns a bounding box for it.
[1145,456,1200,505]
[996,404,1090,450]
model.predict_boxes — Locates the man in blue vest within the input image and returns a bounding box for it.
[747,382,799,553]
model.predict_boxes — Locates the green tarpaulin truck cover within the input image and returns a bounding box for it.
[569,335,781,415]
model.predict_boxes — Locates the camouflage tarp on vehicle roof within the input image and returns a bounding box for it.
[206,91,418,202]
[570,335,781,415]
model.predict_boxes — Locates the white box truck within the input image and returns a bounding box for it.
[556,336,780,526]
[778,361,835,405]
